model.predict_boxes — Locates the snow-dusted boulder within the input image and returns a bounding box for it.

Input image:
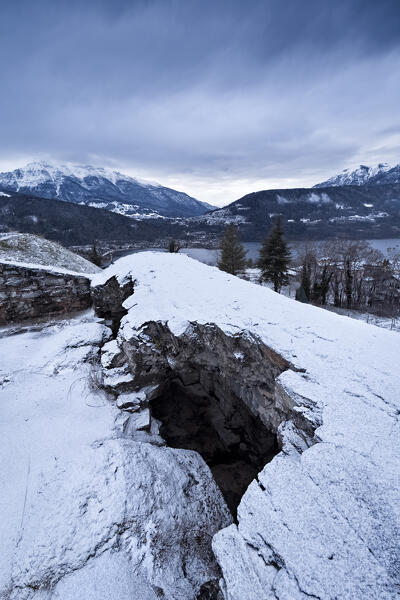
[92,251,400,600]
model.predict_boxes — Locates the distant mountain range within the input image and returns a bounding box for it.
[199,183,400,240]
[1,161,400,246]
[0,161,214,218]
[314,163,400,187]
[0,191,190,246]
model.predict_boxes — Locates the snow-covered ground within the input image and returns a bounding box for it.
[0,233,100,275]
[242,268,400,333]
[95,252,400,599]
[0,311,229,600]
[325,305,400,332]
[1,251,399,599]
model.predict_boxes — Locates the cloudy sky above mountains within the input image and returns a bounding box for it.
[1,0,399,205]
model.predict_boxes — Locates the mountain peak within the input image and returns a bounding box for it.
[0,161,215,218]
[314,162,397,187]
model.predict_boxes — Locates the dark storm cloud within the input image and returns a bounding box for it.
[0,0,399,203]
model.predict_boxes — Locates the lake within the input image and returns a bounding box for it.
[122,239,400,267]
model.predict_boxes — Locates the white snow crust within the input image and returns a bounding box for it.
[95,251,400,600]
[0,161,214,214]
[0,233,100,275]
[0,161,163,191]
[0,310,230,600]
[315,162,393,187]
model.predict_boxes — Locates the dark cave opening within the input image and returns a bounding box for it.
[150,377,279,518]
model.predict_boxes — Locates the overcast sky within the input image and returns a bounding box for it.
[0,0,399,206]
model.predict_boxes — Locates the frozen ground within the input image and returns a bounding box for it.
[0,233,100,275]
[95,252,400,599]
[325,305,400,332]
[243,268,400,333]
[0,310,229,600]
[1,251,399,599]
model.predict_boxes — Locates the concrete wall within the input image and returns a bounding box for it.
[0,262,91,324]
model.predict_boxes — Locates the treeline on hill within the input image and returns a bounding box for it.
[0,192,188,246]
[217,222,400,318]
[294,240,400,316]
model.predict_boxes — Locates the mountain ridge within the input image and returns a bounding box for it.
[0,161,215,218]
[198,183,400,240]
[314,162,400,187]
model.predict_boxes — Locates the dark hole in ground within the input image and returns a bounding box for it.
[150,378,279,519]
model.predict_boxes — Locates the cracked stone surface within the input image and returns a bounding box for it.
[92,252,400,600]
[0,311,232,600]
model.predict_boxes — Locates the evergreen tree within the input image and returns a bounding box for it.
[247,257,254,268]
[218,225,247,276]
[258,218,291,293]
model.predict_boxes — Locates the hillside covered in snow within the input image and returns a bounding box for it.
[0,161,214,218]
[314,162,400,187]
[1,252,397,599]
[93,252,400,599]
[0,233,100,274]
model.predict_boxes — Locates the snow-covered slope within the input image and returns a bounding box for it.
[1,252,399,599]
[314,162,400,187]
[94,252,400,600]
[0,313,230,600]
[0,233,100,274]
[0,161,214,218]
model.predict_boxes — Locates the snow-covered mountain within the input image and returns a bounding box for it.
[314,162,400,187]
[0,161,215,218]
[199,183,400,239]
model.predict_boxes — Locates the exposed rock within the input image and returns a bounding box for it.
[123,407,150,432]
[97,313,294,517]
[3,250,397,600]
[116,390,144,412]
[0,261,91,324]
[91,273,134,332]
[102,364,136,392]
[0,314,232,600]
[196,579,224,600]
[101,339,126,369]
[91,252,400,600]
